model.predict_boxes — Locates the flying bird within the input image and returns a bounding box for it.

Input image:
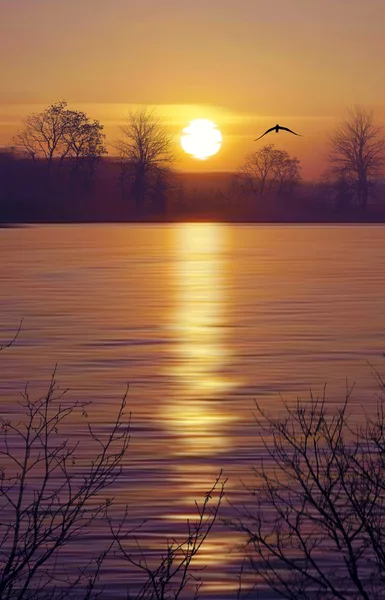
[255,124,302,141]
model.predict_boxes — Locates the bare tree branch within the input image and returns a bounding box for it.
[0,321,23,352]
[112,473,226,600]
[328,106,385,209]
[236,145,301,200]
[12,102,106,182]
[115,108,174,213]
[228,386,385,599]
[0,374,131,599]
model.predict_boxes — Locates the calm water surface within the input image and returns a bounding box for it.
[1,224,385,597]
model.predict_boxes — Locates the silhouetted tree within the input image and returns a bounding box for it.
[237,145,276,198]
[13,102,106,182]
[115,108,174,213]
[237,144,301,200]
[274,153,301,200]
[329,106,385,210]
[64,110,107,183]
[229,383,385,599]
[13,101,72,175]
[12,129,38,161]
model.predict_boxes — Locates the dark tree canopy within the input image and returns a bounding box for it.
[13,101,107,178]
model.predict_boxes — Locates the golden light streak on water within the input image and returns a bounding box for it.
[161,224,238,456]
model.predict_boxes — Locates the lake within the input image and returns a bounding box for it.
[1,224,385,598]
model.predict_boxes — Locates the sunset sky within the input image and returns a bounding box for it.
[1,0,385,177]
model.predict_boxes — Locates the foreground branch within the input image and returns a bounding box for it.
[113,473,226,600]
[228,386,385,599]
[0,371,131,599]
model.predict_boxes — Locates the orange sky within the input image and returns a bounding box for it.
[1,0,385,178]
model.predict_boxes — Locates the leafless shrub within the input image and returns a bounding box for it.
[0,366,131,599]
[0,328,225,599]
[229,383,385,600]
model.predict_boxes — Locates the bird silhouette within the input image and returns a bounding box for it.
[255,124,302,141]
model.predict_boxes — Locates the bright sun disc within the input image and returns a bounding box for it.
[181,119,222,160]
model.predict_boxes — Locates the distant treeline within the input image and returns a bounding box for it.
[1,102,385,223]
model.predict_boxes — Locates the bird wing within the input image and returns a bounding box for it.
[254,126,276,141]
[279,126,302,136]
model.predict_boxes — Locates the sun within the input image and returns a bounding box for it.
[180,119,222,160]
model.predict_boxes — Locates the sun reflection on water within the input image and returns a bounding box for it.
[161,223,237,456]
